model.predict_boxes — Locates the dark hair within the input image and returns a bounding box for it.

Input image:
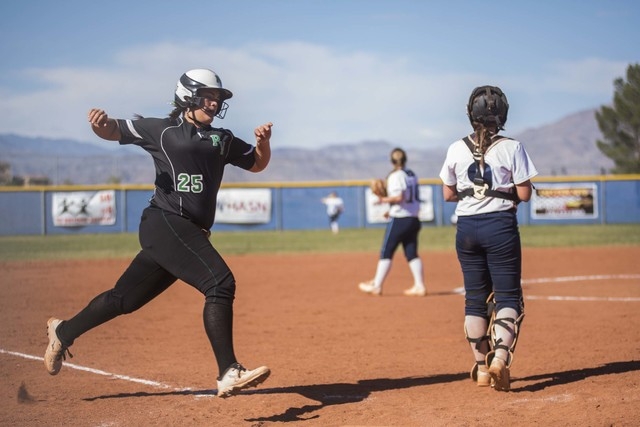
[168,105,185,121]
[390,148,407,167]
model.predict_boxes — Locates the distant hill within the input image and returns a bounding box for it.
[0,109,614,185]
[514,109,612,176]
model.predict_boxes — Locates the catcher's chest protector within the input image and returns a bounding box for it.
[458,136,518,202]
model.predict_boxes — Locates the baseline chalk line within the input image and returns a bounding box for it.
[0,348,189,391]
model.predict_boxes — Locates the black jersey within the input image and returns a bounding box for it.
[117,116,256,229]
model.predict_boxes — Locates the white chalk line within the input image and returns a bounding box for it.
[453,274,640,301]
[0,348,196,393]
[521,274,640,285]
[3,273,639,395]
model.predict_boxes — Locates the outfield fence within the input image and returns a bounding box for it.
[0,175,638,236]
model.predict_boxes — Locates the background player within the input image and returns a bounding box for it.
[44,68,273,398]
[358,148,427,297]
[321,191,345,234]
[439,85,537,391]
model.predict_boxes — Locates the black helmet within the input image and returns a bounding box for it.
[467,85,509,129]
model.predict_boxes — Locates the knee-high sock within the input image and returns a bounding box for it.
[408,258,425,289]
[203,302,237,378]
[493,307,518,363]
[465,315,489,363]
[58,290,123,347]
[373,259,392,288]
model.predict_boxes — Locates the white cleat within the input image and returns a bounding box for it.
[216,363,271,398]
[44,317,72,375]
[358,280,382,296]
[403,286,427,297]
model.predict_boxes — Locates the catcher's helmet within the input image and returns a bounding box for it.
[174,69,233,117]
[467,85,509,130]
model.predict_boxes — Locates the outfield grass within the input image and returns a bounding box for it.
[0,224,638,261]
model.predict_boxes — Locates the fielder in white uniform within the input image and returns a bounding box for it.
[321,191,345,234]
[359,148,427,297]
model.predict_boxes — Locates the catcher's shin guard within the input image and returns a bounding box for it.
[483,294,524,391]
[465,322,491,386]
[485,305,525,370]
[483,293,525,367]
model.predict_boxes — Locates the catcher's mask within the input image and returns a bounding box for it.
[467,85,509,130]
[174,69,233,119]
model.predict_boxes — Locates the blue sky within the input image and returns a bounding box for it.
[1,0,638,150]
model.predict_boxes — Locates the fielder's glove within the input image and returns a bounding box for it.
[370,178,387,198]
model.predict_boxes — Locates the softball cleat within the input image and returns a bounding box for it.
[403,286,427,297]
[358,280,382,296]
[488,357,510,391]
[44,317,73,375]
[216,363,271,398]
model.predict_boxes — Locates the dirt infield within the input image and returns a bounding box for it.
[1,246,639,426]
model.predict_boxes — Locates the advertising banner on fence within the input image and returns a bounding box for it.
[366,185,434,223]
[52,190,116,226]
[531,183,598,219]
[215,188,272,224]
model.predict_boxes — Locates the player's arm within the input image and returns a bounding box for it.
[250,122,273,172]
[88,108,121,141]
[442,184,459,202]
[379,193,403,205]
[515,180,533,202]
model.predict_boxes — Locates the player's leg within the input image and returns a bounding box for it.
[145,208,269,396]
[456,215,493,386]
[483,210,525,391]
[46,249,176,375]
[330,213,339,234]
[359,219,399,295]
[465,315,491,386]
[400,218,426,296]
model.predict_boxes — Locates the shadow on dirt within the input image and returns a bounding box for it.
[512,360,640,393]
[242,373,469,422]
[84,372,468,421]
[82,360,640,422]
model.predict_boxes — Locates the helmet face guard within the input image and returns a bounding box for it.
[467,85,509,130]
[174,69,233,119]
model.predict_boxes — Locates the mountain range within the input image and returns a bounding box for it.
[0,108,614,185]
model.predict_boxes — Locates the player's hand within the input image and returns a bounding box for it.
[88,108,121,141]
[88,109,110,127]
[254,122,273,145]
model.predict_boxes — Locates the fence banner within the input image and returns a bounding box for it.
[52,190,116,226]
[366,185,435,223]
[531,183,597,219]
[215,188,272,224]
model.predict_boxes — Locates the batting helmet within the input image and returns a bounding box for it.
[174,69,233,117]
[467,85,509,130]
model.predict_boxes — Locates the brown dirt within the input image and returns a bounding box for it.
[1,247,639,426]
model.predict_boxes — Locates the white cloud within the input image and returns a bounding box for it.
[0,42,628,150]
[544,58,629,94]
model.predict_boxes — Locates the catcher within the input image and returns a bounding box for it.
[359,148,427,297]
[439,85,537,391]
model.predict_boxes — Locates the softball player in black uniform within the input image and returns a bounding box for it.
[44,68,273,398]
[439,86,537,391]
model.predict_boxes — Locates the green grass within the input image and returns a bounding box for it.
[0,224,638,261]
